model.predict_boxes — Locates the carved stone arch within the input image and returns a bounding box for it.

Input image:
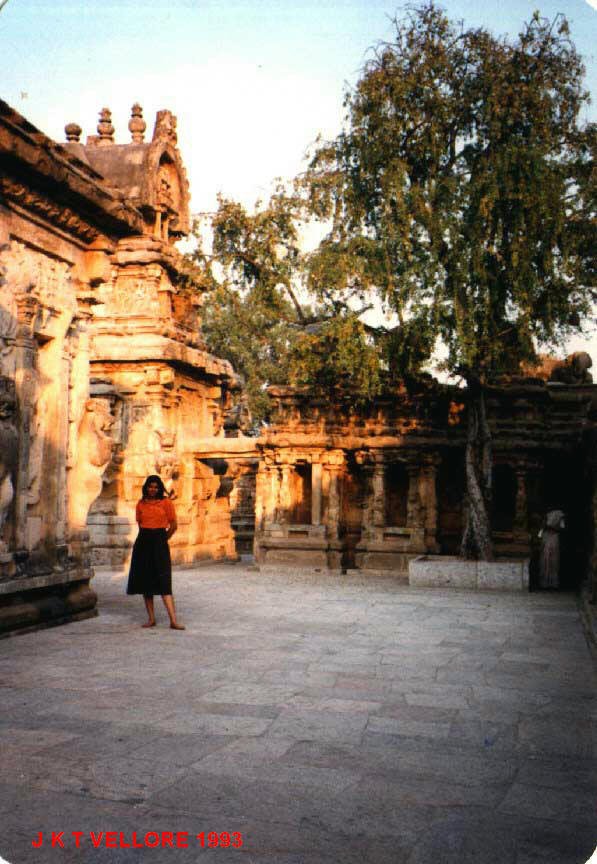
[143,141,190,238]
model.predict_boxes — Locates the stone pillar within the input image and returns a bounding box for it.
[278,464,292,524]
[13,294,38,551]
[418,457,440,552]
[326,466,341,540]
[55,345,71,545]
[406,463,422,529]
[514,465,528,534]
[311,461,322,526]
[372,461,385,538]
[264,463,278,527]
[254,463,266,534]
[362,458,384,541]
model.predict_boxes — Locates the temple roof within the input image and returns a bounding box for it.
[0,98,144,238]
[62,105,191,238]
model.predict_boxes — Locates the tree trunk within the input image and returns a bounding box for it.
[460,386,494,561]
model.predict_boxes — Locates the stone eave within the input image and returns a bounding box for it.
[0,100,144,239]
[193,437,260,459]
[90,333,240,384]
[257,426,586,452]
[112,235,196,282]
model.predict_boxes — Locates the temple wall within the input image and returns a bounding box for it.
[0,196,110,632]
[255,382,597,585]
[0,99,243,633]
[87,363,237,566]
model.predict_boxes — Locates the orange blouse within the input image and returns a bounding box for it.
[135,497,176,529]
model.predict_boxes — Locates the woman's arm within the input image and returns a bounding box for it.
[165,499,177,540]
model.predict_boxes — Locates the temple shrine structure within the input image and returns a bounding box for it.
[0,100,244,634]
[254,376,597,592]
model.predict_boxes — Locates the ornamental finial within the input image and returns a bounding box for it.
[64,122,82,143]
[97,107,114,145]
[129,103,146,143]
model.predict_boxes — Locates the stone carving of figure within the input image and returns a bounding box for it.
[224,393,252,436]
[157,172,173,210]
[153,429,179,498]
[67,399,114,531]
[0,379,18,551]
[538,510,565,589]
[152,110,178,145]
[0,240,29,379]
[549,352,593,385]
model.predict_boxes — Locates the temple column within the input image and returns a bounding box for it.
[418,456,440,552]
[406,463,422,529]
[278,464,292,524]
[254,464,266,534]
[404,461,425,552]
[55,344,72,545]
[326,465,343,541]
[361,457,385,542]
[514,464,529,534]
[13,294,38,552]
[269,463,282,526]
[373,460,385,538]
[311,461,322,526]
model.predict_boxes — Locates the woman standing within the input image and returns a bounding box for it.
[126,474,185,630]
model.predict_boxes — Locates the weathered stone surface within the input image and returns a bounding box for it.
[409,555,529,591]
[0,99,247,632]
[0,564,596,864]
[254,384,597,590]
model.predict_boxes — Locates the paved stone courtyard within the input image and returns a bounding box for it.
[0,563,596,864]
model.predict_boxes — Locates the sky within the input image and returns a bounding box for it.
[1,0,596,353]
[2,0,595,213]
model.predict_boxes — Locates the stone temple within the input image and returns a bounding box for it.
[0,100,246,634]
[1,98,596,635]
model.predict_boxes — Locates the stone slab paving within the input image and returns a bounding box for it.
[0,563,596,864]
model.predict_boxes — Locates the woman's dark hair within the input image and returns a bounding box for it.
[141,475,166,499]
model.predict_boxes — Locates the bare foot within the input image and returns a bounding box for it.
[142,621,156,628]
[170,623,186,630]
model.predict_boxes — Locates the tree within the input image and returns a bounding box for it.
[194,191,384,425]
[193,194,300,426]
[300,3,596,559]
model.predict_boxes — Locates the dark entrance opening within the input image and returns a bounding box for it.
[340,458,368,569]
[385,462,408,527]
[288,463,312,525]
[491,464,517,533]
[437,452,465,555]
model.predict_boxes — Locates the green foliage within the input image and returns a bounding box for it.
[194,2,594,429]
[288,315,382,402]
[303,3,595,382]
[200,282,298,426]
[190,195,303,425]
[194,191,394,422]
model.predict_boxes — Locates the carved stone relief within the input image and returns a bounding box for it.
[0,178,100,244]
[67,398,115,530]
[0,378,18,552]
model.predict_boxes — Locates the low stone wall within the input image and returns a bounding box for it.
[409,555,529,591]
[0,572,97,637]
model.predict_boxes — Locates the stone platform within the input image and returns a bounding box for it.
[409,555,530,591]
[0,563,595,864]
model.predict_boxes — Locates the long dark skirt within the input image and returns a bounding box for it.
[126,528,172,596]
